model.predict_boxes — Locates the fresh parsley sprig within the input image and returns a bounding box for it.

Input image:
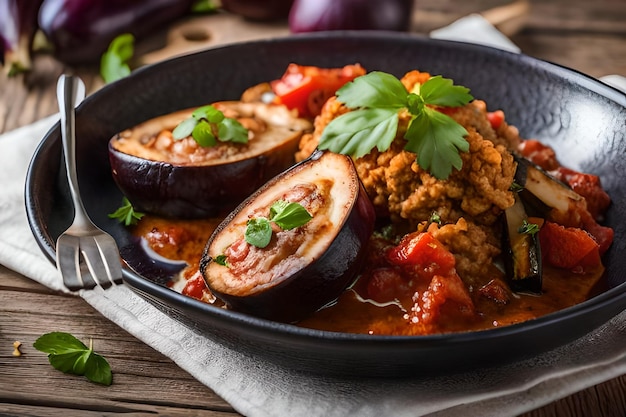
[33,332,113,386]
[518,219,540,236]
[318,72,473,179]
[172,105,248,147]
[244,200,313,249]
[108,197,144,226]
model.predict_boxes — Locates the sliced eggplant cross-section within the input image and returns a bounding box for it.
[199,150,376,322]
[109,101,313,218]
[503,192,542,294]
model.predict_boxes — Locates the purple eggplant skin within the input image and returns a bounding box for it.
[37,0,196,65]
[221,0,294,21]
[108,139,302,219]
[0,0,44,75]
[199,150,377,323]
[289,0,414,33]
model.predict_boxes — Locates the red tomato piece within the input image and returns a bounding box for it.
[554,166,611,220]
[518,139,559,171]
[365,267,409,303]
[387,232,456,280]
[538,221,602,272]
[182,272,209,300]
[270,63,366,118]
[487,110,505,130]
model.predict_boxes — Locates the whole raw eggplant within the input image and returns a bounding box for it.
[0,0,44,75]
[38,0,196,65]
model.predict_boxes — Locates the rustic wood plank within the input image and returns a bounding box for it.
[0,269,238,415]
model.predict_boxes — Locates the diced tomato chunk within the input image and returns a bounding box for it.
[553,166,611,220]
[182,272,209,300]
[538,221,602,272]
[487,110,505,130]
[365,267,409,303]
[271,63,366,118]
[518,139,559,171]
[419,273,475,325]
[387,232,456,280]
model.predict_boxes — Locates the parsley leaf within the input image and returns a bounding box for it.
[404,107,469,179]
[172,105,248,146]
[319,108,399,158]
[518,220,540,236]
[337,71,408,109]
[100,34,134,84]
[244,200,313,248]
[108,197,145,226]
[33,332,112,386]
[318,71,473,179]
[418,75,473,107]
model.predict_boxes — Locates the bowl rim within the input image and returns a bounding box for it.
[25,31,626,349]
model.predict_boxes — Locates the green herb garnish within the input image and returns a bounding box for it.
[33,332,112,386]
[191,0,220,13]
[108,197,144,226]
[244,200,312,248]
[172,105,248,146]
[318,72,473,179]
[510,182,524,192]
[213,254,228,266]
[518,220,540,236]
[100,33,134,84]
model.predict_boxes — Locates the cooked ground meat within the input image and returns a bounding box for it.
[295,70,522,287]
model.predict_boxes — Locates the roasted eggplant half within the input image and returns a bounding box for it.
[199,150,376,322]
[503,192,542,294]
[109,102,312,218]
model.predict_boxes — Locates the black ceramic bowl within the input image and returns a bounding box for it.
[25,32,626,377]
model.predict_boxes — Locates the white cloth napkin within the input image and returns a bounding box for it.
[1,107,625,417]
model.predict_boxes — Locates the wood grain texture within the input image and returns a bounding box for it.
[1,0,625,415]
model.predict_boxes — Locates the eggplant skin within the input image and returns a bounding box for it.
[38,0,196,64]
[200,151,376,322]
[109,140,299,219]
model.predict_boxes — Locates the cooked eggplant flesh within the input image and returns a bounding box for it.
[503,193,542,294]
[200,150,376,321]
[110,101,312,165]
[108,102,313,218]
[514,155,584,218]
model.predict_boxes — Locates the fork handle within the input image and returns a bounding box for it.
[57,74,89,227]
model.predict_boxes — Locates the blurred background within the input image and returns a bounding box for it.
[1,0,624,132]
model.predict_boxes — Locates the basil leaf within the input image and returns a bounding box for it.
[100,34,134,84]
[404,107,469,179]
[245,218,272,248]
[192,120,217,147]
[172,117,198,140]
[33,332,113,386]
[33,332,87,354]
[218,118,249,143]
[318,108,398,158]
[419,76,473,107]
[269,200,312,230]
[337,71,409,109]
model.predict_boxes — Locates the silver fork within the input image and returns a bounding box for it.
[55,74,123,291]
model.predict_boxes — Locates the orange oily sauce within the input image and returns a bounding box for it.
[133,215,605,336]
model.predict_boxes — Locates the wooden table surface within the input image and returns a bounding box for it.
[1,1,625,416]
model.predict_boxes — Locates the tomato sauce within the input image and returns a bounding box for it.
[132,214,606,336]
